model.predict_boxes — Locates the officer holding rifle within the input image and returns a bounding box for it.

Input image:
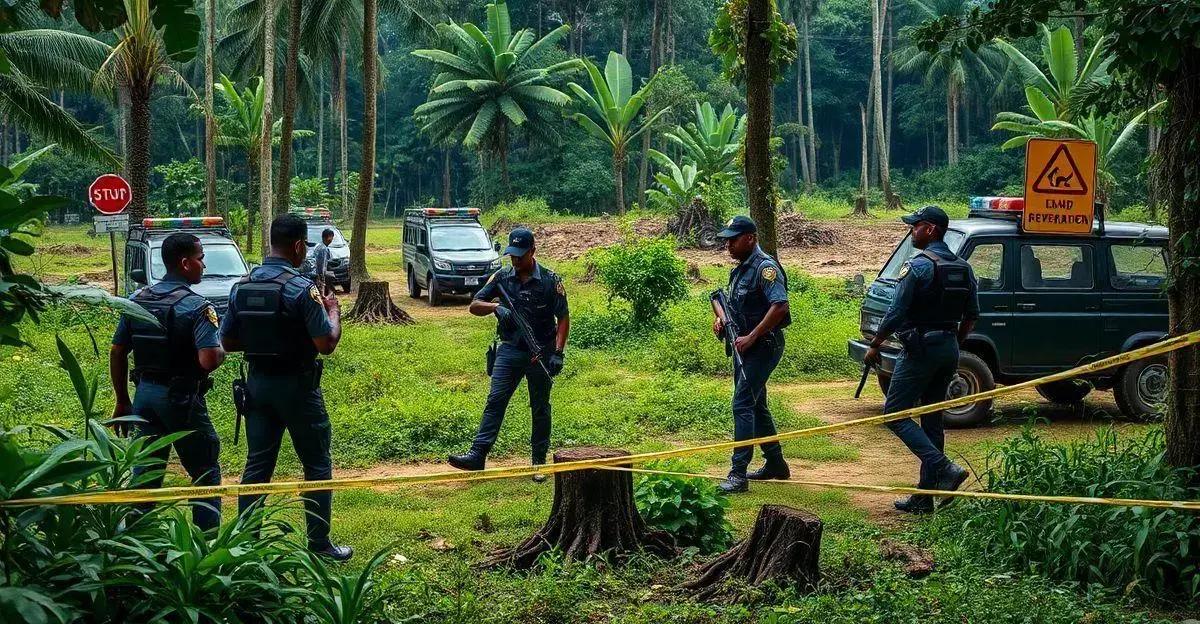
[711,216,791,494]
[448,227,570,479]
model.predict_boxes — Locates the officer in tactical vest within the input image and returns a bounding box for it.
[448,227,569,479]
[863,205,979,513]
[712,216,792,494]
[220,214,351,561]
[110,232,226,531]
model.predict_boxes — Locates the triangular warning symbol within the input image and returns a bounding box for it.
[1032,144,1088,195]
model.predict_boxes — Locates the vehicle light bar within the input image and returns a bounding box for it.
[422,207,480,217]
[290,206,332,220]
[969,196,1024,212]
[141,217,225,229]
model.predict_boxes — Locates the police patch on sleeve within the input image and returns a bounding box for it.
[899,262,911,279]
[309,285,322,303]
[556,278,565,296]
[487,272,497,284]
[204,305,219,328]
[762,266,777,282]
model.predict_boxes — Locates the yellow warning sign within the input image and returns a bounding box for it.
[1023,138,1097,235]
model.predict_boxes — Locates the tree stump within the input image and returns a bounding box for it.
[482,447,676,569]
[345,281,414,324]
[685,505,822,601]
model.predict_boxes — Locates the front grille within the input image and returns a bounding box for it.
[453,263,490,276]
[327,259,343,268]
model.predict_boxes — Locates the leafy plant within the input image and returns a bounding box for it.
[290,176,335,211]
[150,158,206,217]
[591,234,688,323]
[644,150,701,212]
[634,463,732,554]
[709,0,798,84]
[664,102,745,184]
[291,543,397,624]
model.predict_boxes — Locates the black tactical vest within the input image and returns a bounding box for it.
[908,249,972,329]
[731,254,792,333]
[130,285,205,379]
[233,270,318,370]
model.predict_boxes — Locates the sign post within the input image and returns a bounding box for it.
[1022,138,1098,235]
[88,174,132,295]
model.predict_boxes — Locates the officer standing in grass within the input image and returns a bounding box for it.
[110,232,226,531]
[448,227,569,480]
[711,216,792,494]
[220,214,352,561]
[863,205,978,513]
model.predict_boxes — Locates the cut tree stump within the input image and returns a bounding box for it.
[482,447,676,569]
[344,281,414,324]
[685,505,822,601]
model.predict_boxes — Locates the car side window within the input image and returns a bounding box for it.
[1020,244,1093,290]
[1109,243,1166,291]
[964,243,1004,291]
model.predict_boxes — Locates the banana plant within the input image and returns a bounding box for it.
[664,102,745,184]
[568,51,671,215]
[644,149,700,212]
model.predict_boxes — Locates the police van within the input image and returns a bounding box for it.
[124,217,250,316]
[848,198,1169,426]
[401,207,502,306]
[291,207,352,293]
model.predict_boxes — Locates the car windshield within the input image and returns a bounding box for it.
[307,225,347,247]
[879,229,966,280]
[430,225,491,251]
[150,243,248,279]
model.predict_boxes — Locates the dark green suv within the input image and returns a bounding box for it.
[848,198,1169,426]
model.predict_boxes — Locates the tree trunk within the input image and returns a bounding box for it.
[350,0,377,284]
[127,84,152,221]
[317,72,325,181]
[339,42,350,219]
[259,0,279,255]
[744,0,777,256]
[832,123,841,178]
[854,103,869,216]
[498,122,511,199]
[345,281,414,323]
[275,0,302,215]
[1161,63,1200,468]
[621,11,628,56]
[946,83,959,166]
[803,9,817,183]
[246,152,258,253]
[613,148,626,215]
[204,0,218,217]
[637,0,662,209]
[870,0,896,209]
[442,147,452,208]
[886,9,894,168]
[684,505,821,601]
[796,54,811,191]
[1147,96,1159,220]
[483,447,676,569]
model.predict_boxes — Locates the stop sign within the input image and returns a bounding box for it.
[88,174,132,214]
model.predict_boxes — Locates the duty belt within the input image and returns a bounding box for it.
[134,370,212,391]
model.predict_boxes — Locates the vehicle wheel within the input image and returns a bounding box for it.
[943,351,995,428]
[407,268,421,298]
[427,274,442,306]
[697,225,720,250]
[341,280,352,294]
[1114,356,1167,421]
[877,373,891,395]
[1036,379,1092,404]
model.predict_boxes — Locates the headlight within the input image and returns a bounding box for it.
[433,259,451,272]
[489,258,501,270]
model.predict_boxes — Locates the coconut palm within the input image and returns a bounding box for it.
[412,0,581,195]
[664,102,745,184]
[567,52,670,214]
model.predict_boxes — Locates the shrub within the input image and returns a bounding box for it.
[592,235,688,323]
[958,426,1200,603]
[569,306,643,349]
[484,196,555,230]
[634,461,732,553]
[291,175,335,210]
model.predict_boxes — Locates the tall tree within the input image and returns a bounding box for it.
[274,0,302,214]
[349,0,377,282]
[258,0,279,254]
[869,0,897,208]
[204,0,218,216]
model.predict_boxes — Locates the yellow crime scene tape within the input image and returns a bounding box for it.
[3,330,1199,509]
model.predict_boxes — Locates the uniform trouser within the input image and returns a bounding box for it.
[730,331,786,476]
[131,381,222,531]
[472,342,553,460]
[238,369,334,549]
[883,332,959,488]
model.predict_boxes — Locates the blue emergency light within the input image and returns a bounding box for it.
[141,217,226,229]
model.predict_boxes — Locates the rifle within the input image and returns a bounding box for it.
[854,363,873,399]
[495,282,552,377]
[710,288,748,383]
[231,362,248,445]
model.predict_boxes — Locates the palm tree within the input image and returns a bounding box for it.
[412,0,581,196]
[896,0,1003,166]
[349,0,377,282]
[204,0,218,216]
[664,102,745,184]
[568,52,670,214]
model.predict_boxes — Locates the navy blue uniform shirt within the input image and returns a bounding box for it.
[728,245,789,333]
[220,256,333,342]
[474,263,568,348]
[877,240,980,339]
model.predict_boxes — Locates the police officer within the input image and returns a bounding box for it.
[863,205,979,513]
[711,216,791,494]
[307,228,334,295]
[110,232,225,531]
[448,227,569,479]
[220,214,352,561]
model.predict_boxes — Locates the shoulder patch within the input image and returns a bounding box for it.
[309,285,322,303]
[762,266,777,282]
[556,277,565,296]
[899,262,911,279]
[487,272,498,285]
[204,305,219,328]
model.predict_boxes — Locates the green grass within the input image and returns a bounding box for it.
[790,195,970,222]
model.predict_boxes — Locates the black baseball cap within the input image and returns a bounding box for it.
[503,227,535,257]
[901,205,950,229]
[716,215,757,239]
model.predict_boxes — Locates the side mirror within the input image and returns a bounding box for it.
[130,268,147,285]
[494,241,501,253]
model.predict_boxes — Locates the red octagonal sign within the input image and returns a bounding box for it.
[89,174,132,214]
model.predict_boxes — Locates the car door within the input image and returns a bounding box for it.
[1100,240,1168,355]
[1010,240,1103,373]
[959,238,1013,371]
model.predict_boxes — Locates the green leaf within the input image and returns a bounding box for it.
[605,51,632,108]
[1025,86,1057,122]
[0,48,10,75]
[150,0,201,63]
[43,285,161,326]
[1046,26,1077,99]
[1,236,34,256]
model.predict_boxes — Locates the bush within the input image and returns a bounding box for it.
[569,306,643,349]
[958,426,1200,603]
[634,461,732,553]
[484,196,556,230]
[291,175,335,210]
[592,235,688,323]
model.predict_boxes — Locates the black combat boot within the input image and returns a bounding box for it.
[894,495,934,514]
[531,453,547,483]
[448,445,489,471]
[931,462,969,508]
[311,543,355,562]
[747,457,791,481]
[718,472,749,494]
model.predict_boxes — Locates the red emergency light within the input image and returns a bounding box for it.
[141,217,226,229]
[422,207,480,217]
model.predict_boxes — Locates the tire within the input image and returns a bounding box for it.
[427,274,442,306]
[407,268,421,298]
[1036,379,1092,404]
[341,280,352,294]
[697,225,720,250]
[943,351,995,428]
[1114,356,1167,420]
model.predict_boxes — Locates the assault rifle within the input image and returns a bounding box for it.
[854,363,872,399]
[710,288,748,383]
[231,363,248,445]
[495,282,551,377]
